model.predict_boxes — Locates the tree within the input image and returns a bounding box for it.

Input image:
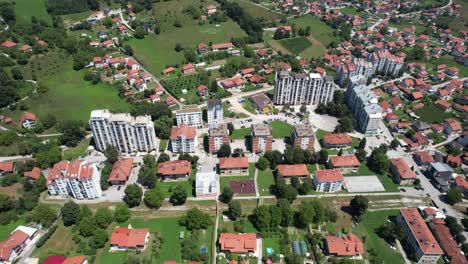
[134,26,146,39]
[252,206,271,231]
[318,150,328,164]
[358,138,366,150]
[31,204,57,227]
[300,104,307,113]
[220,187,234,204]
[61,201,80,226]
[228,200,242,220]
[180,208,212,230]
[0,194,12,212]
[42,114,57,129]
[275,180,298,203]
[92,228,108,248]
[58,120,86,147]
[227,123,234,135]
[337,148,343,156]
[175,43,183,52]
[217,143,231,158]
[446,189,463,205]
[367,147,390,175]
[390,139,399,149]
[157,153,170,163]
[256,156,270,170]
[124,184,143,208]
[144,188,164,209]
[376,222,401,244]
[170,185,187,205]
[413,178,420,186]
[350,195,368,221]
[124,45,134,56]
[114,203,131,223]
[104,145,119,164]
[94,208,114,228]
[278,199,294,226]
[78,217,97,237]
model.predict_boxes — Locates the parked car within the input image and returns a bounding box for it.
[400,188,406,192]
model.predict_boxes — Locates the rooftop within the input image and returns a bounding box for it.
[251,124,271,137]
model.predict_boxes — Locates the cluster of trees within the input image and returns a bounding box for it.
[315,91,356,133]
[367,144,390,175]
[258,147,329,171]
[181,229,209,262]
[131,102,173,139]
[444,216,467,245]
[446,188,464,205]
[46,0,98,15]
[61,201,131,255]
[124,184,143,208]
[349,195,368,222]
[251,199,337,231]
[179,208,212,230]
[219,0,263,43]
[376,221,402,245]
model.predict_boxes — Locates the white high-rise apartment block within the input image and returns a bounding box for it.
[89,109,157,153]
[46,160,102,199]
[367,49,404,76]
[337,58,375,86]
[175,105,203,127]
[207,99,223,126]
[170,124,198,153]
[346,82,383,134]
[274,71,336,105]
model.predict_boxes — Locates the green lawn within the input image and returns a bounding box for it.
[269,121,292,139]
[257,169,275,195]
[63,138,90,160]
[263,235,281,255]
[230,127,251,140]
[377,173,400,192]
[315,129,330,141]
[0,218,26,240]
[159,179,194,198]
[7,0,51,23]
[242,99,256,114]
[353,210,405,264]
[278,37,312,55]
[414,103,451,124]
[159,139,168,152]
[232,0,280,21]
[32,220,79,262]
[287,15,338,47]
[128,0,246,75]
[338,6,362,15]
[61,11,92,23]
[343,163,373,176]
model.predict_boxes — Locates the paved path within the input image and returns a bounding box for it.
[395,239,411,264]
[253,168,260,197]
[119,12,135,32]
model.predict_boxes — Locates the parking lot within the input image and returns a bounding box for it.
[344,176,385,192]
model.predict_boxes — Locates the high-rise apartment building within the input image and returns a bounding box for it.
[251,124,272,153]
[207,99,223,126]
[346,84,382,134]
[175,105,203,127]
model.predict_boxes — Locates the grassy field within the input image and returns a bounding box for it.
[100,217,213,264]
[159,139,168,152]
[63,138,91,160]
[343,163,373,176]
[269,121,292,139]
[230,127,251,140]
[278,37,312,55]
[338,6,362,15]
[159,179,194,198]
[0,218,26,240]
[257,169,275,195]
[8,55,131,123]
[61,11,92,23]
[353,210,405,264]
[128,0,246,75]
[232,0,280,21]
[5,0,51,23]
[414,103,451,123]
[32,221,78,261]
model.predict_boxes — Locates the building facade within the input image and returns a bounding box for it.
[208,125,229,153]
[346,83,382,134]
[337,58,375,86]
[46,160,102,199]
[170,124,197,153]
[291,124,315,151]
[251,124,272,153]
[207,99,223,126]
[195,171,218,198]
[175,105,203,127]
[218,157,249,176]
[314,169,344,192]
[274,71,336,105]
[89,109,157,153]
[367,49,404,76]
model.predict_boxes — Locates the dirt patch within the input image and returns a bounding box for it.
[267,40,292,55]
[0,183,22,198]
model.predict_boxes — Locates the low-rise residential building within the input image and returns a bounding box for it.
[251,124,272,153]
[328,155,360,173]
[208,125,229,153]
[219,233,257,255]
[0,161,14,176]
[322,133,352,148]
[443,118,462,135]
[175,105,203,127]
[110,227,150,251]
[195,171,218,198]
[429,220,467,264]
[24,167,41,181]
[389,158,417,185]
[325,233,364,258]
[346,84,382,134]
[427,162,454,192]
[453,176,468,197]
[250,93,273,113]
[108,158,134,185]
[396,208,443,264]
[43,256,88,264]
[20,112,36,129]
[291,124,315,151]
[207,99,223,126]
[212,42,234,52]
[0,226,37,263]
[276,164,309,183]
[218,157,249,176]
[157,160,191,181]
[417,206,446,221]
[313,169,344,192]
[46,160,102,199]
[170,124,197,153]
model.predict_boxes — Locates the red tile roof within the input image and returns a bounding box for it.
[0,161,14,173]
[212,42,234,49]
[325,233,364,257]
[390,158,417,179]
[157,160,191,176]
[42,256,67,264]
[323,133,352,146]
[108,158,133,183]
[24,167,41,180]
[170,124,196,140]
[219,157,249,169]
[454,176,468,189]
[0,230,29,260]
[110,227,149,248]
[329,155,360,168]
[63,256,87,264]
[399,208,443,255]
[219,233,257,253]
[315,169,344,182]
[277,164,309,177]
[20,112,36,123]
[430,221,467,264]
[413,151,435,163]
[1,40,16,48]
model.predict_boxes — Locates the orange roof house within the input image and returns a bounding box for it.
[24,167,41,180]
[1,40,16,48]
[108,158,133,184]
[110,227,149,250]
[0,229,29,261]
[390,158,417,184]
[328,155,360,172]
[322,133,352,148]
[0,161,14,175]
[277,164,309,178]
[170,124,197,140]
[219,233,257,253]
[219,157,249,170]
[325,233,364,257]
[157,160,191,180]
[62,256,87,264]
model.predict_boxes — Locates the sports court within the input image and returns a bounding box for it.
[343,176,385,192]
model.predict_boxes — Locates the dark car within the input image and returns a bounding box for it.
[399,188,406,192]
